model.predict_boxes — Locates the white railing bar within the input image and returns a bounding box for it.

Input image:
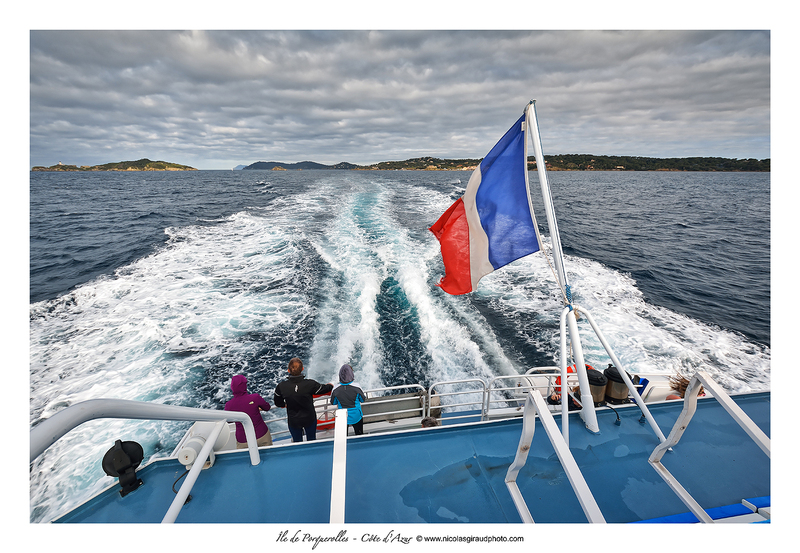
[489,383,547,390]
[433,389,485,397]
[367,384,426,392]
[438,412,484,420]
[435,400,483,410]
[488,386,548,397]
[330,409,348,523]
[576,305,667,444]
[504,392,536,523]
[361,396,423,406]
[162,419,225,523]
[363,407,424,418]
[365,384,426,397]
[429,380,487,418]
[524,367,561,374]
[430,379,487,393]
[648,371,770,523]
[506,390,605,523]
[30,398,260,466]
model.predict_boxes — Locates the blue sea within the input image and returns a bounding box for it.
[29,169,770,522]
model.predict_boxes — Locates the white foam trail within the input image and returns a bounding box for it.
[473,236,770,392]
[302,176,526,391]
[29,211,312,522]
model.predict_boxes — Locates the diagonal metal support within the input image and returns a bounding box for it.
[648,371,770,523]
[505,390,605,523]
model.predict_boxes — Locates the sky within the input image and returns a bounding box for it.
[29,28,771,170]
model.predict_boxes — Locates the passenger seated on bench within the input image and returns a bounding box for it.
[666,374,705,400]
[547,386,582,411]
[421,417,439,427]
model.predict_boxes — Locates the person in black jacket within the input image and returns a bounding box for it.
[274,357,333,442]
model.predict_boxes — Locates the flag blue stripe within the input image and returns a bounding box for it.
[475,114,540,270]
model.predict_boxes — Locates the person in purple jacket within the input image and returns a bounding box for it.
[224,374,273,448]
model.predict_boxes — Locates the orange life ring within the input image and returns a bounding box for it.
[555,364,595,393]
[317,409,336,430]
[314,391,335,430]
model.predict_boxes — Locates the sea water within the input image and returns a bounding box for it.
[29,169,770,522]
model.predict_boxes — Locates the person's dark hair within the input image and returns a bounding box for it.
[421,417,439,428]
[288,357,304,376]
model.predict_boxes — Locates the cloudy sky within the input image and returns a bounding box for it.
[29,29,770,170]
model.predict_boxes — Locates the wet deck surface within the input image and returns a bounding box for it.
[57,393,770,523]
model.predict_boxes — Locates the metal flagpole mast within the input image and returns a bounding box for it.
[526,100,599,434]
[527,100,569,299]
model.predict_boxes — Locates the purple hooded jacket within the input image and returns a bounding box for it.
[224,374,271,443]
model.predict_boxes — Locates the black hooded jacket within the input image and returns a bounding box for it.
[274,374,333,428]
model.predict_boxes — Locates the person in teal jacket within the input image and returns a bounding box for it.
[330,364,366,435]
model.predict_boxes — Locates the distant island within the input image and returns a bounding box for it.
[31,159,197,172]
[243,155,769,172]
[30,155,769,173]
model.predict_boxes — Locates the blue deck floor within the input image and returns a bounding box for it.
[56,393,770,523]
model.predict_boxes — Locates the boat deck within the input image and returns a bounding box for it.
[55,392,770,523]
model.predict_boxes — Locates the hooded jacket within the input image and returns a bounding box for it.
[274,374,333,428]
[330,364,365,425]
[224,374,271,443]
[330,383,365,425]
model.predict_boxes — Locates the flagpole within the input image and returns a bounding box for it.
[526,100,569,300]
[526,101,599,435]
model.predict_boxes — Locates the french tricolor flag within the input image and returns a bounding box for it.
[429,113,541,294]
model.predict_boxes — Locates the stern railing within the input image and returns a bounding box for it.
[648,371,771,523]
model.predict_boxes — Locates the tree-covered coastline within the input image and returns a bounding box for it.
[243,154,769,172]
[31,155,770,172]
[31,159,197,171]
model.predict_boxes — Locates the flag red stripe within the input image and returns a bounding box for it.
[429,198,473,294]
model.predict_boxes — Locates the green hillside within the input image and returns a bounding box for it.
[32,158,197,171]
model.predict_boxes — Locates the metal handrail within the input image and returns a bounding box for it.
[329,409,348,523]
[487,375,553,412]
[523,366,563,399]
[428,379,486,422]
[366,384,427,398]
[30,398,261,466]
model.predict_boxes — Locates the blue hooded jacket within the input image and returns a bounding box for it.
[330,364,365,425]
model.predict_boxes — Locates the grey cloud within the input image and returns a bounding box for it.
[30,30,770,169]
